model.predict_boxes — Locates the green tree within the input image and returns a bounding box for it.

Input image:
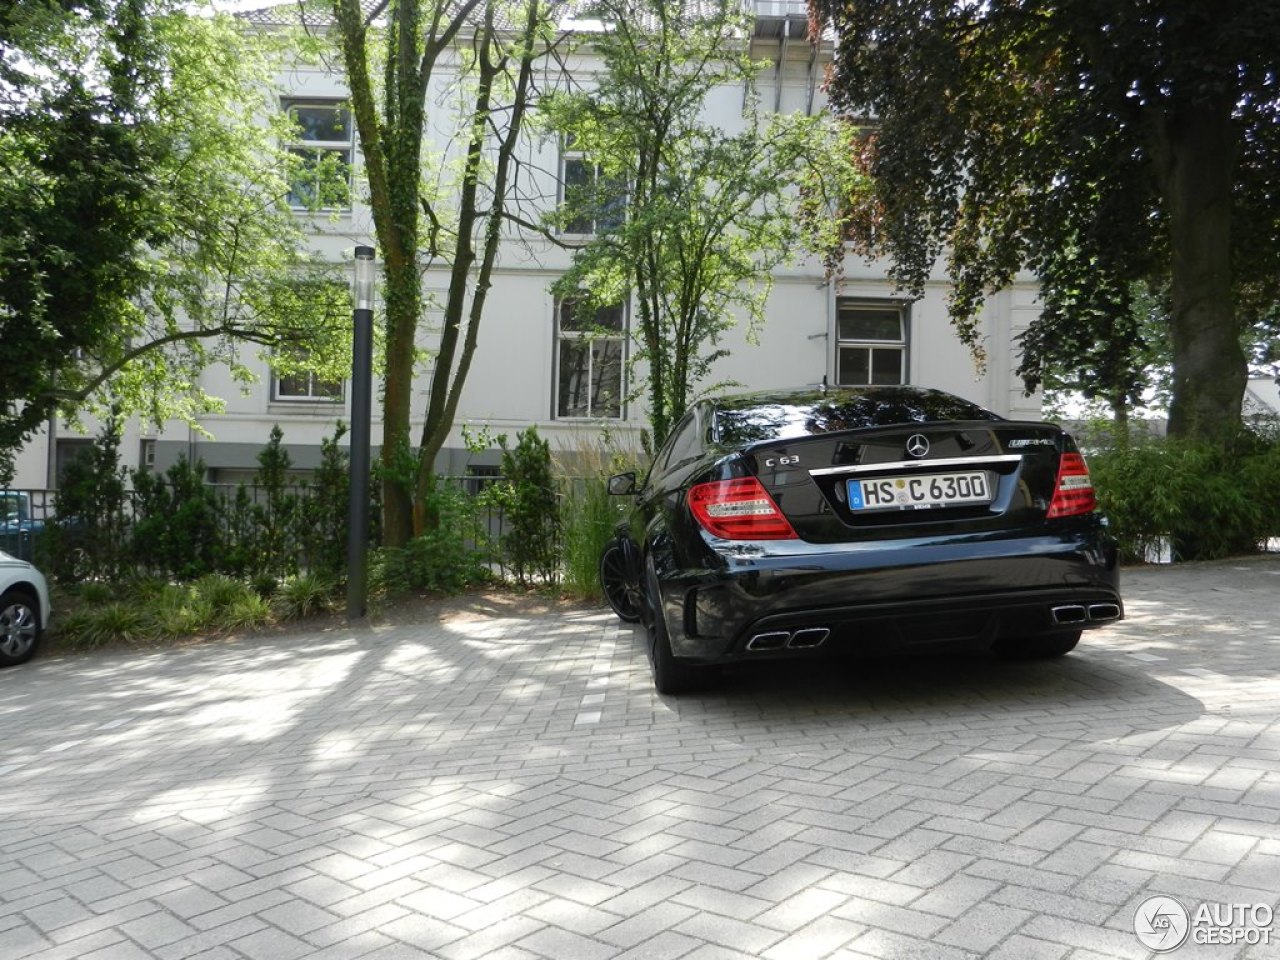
[544,0,857,447]
[330,0,556,545]
[496,427,559,586]
[251,425,302,581]
[0,1,347,479]
[812,0,1280,442]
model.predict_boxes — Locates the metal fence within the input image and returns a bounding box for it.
[0,478,521,578]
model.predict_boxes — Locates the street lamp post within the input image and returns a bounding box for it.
[346,245,376,622]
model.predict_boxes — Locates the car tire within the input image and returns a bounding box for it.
[0,589,42,667]
[645,560,709,695]
[995,629,1082,660]
[600,539,642,623]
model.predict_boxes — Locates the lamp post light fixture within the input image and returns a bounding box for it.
[346,245,376,622]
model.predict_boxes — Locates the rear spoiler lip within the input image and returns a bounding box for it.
[808,454,1024,478]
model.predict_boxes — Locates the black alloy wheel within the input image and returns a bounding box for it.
[644,558,709,695]
[599,538,642,623]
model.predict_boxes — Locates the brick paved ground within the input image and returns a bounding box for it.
[2,557,1278,959]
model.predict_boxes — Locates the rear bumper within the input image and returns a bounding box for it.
[653,522,1121,662]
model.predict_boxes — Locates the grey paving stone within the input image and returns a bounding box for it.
[3,557,1280,960]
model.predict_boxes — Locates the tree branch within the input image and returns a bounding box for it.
[43,323,305,407]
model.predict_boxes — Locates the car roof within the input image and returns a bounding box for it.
[707,385,997,413]
[706,386,1006,444]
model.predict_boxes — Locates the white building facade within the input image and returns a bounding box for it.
[10,2,1043,489]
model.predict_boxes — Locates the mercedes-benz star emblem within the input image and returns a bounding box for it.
[905,434,930,458]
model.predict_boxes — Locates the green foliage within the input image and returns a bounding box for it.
[0,2,348,479]
[559,476,618,600]
[327,0,555,546]
[220,484,258,579]
[495,428,560,586]
[555,430,642,599]
[48,420,132,582]
[251,425,302,581]
[369,480,492,596]
[216,592,273,632]
[815,0,1280,441]
[193,573,250,613]
[132,456,222,580]
[65,602,151,649]
[299,423,350,578]
[38,422,361,584]
[277,573,336,620]
[148,588,214,640]
[54,575,279,648]
[1089,433,1280,563]
[542,0,856,446]
[53,611,103,651]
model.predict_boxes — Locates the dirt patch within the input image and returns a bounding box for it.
[365,586,603,625]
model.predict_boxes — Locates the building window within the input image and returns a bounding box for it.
[272,348,344,402]
[556,299,625,419]
[284,100,353,209]
[559,136,624,235]
[836,300,908,386]
[139,439,156,473]
[54,439,94,487]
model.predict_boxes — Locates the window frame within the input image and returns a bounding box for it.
[271,349,345,403]
[282,98,354,211]
[553,297,627,421]
[558,137,625,237]
[834,299,911,387]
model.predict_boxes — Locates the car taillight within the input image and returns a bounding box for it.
[1046,452,1096,518]
[687,477,798,540]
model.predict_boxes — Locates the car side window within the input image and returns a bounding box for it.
[647,411,696,486]
[665,410,704,473]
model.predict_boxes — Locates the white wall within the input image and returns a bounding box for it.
[9,18,1043,486]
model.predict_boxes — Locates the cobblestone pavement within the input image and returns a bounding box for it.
[2,558,1279,960]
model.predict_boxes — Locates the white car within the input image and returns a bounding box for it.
[0,552,50,667]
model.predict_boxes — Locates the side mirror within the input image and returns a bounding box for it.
[607,471,637,496]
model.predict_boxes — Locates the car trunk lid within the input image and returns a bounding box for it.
[740,421,1076,543]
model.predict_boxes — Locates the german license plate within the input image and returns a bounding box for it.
[848,471,992,511]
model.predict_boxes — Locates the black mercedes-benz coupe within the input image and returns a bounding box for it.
[599,386,1122,694]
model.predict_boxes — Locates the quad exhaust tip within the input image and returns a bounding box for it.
[1051,604,1088,625]
[746,631,789,652]
[789,628,830,649]
[745,627,830,652]
[1051,603,1121,626]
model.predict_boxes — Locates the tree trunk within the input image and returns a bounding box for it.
[380,254,419,547]
[1157,94,1245,443]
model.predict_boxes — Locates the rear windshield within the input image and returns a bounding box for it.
[714,389,1003,445]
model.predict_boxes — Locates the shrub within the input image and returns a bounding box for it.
[369,480,491,596]
[193,573,251,613]
[250,425,303,581]
[216,593,273,632]
[555,428,644,599]
[148,585,215,639]
[68,602,150,647]
[1089,432,1278,562]
[277,572,335,620]
[132,456,223,580]
[495,427,560,586]
[78,582,115,605]
[252,573,279,599]
[48,420,132,583]
[54,610,103,650]
[300,424,350,578]
[560,475,619,600]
